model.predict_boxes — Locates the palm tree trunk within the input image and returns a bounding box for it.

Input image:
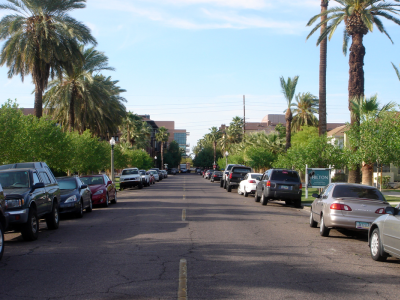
[161,143,164,170]
[285,110,293,150]
[361,162,373,186]
[348,32,365,184]
[213,141,216,164]
[34,85,43,118]
[319,0,328,136]
[69,89,76,131]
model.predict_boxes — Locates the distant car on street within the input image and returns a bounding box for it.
[57,176,92,218]
[80,174,117,207]
[238,173,262,197]
[210,171,223,182]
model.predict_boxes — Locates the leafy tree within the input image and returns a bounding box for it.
[280,76,299,150]
[274,123,286,139]
[291,92,319,132]
[155,127,170,169]
[164,141,183,168]
[291,126,319,149]
[206,127,222,165]
[0,0,96,118]
[245,147,276,172]
[120,112,151,149]
[307,0,400,183]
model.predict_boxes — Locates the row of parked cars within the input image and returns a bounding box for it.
[203,164,400,263]
[0,162,172,261]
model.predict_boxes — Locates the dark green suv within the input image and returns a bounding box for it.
[0,162,61,241]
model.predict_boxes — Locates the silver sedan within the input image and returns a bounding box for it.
[309,183,390,237]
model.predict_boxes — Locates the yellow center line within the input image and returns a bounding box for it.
[182,209,186,221]
[178,258,188,300]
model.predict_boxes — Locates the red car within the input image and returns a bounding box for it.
[80,174,117,207]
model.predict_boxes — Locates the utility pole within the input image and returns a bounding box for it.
[243,95,246,139]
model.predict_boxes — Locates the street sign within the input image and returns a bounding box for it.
[213,164,216,169]
[305,165,332,199]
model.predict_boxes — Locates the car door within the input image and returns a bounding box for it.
[37,172,52,215]
[312,184,334,223]
[78,178,90,208]
[241,174,248,191]
[381,211,400,256]
[104,175,115,199]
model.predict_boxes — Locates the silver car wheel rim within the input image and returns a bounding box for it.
[320,217,324,233]
[310,212,313,224]
[54,206,59,223]
[32,215,38,234]
[371,232,379,256]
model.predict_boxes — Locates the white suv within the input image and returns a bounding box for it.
[120,168,143,189]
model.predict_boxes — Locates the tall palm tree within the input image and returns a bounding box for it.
[207,127,222,165]
[44,46,114,131]
[307,0,400,183]
[155,127,170,170]
[120,112,151,149]
[280,76,299,150]
[0,0,96,118]
[291,92,319,132]
[350,94,396,185]
[319,0,329,136]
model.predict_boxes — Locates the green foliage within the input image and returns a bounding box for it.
[245,147,276,171]
[291,126,319,149]
[275,123,286,139]
[291,92,319,132]
[376,176,391,189]
[164,141,183,168]
[193,147,217,168]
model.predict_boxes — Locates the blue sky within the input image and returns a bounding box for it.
[1,0,400,152]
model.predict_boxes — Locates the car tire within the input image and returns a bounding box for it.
[293,198,301,208]
[138,182,143,189]
[319,215,330,237]
[0,221,4,260]
[227,184,232,192]
[86,197,93,212]
[104,193,109,207]
[224,181,227,190]
[261,193,268,206]
[220,180,223,188]
[21,207,39,241]
[254,191,261,202]
[370,228,387,261]
[46,201,60,230]
[309,211,317,228]
[244,190,249,197]
[76,201,84,218]
[285,199,292,205]
[112,192,117,204]
[237,187,242,195]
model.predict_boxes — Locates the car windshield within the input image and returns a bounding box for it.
[122,169,139,175]
[271,171,300,182]
[332,185,385,201]
[0,171,30,188]
[139,171,146,175]
[149,170,157,174]
[80,177,104,185]
[58,179,77,190]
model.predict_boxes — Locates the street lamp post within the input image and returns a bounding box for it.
[109,137,116,182]
[225,151,229,170]
[154,156,157,168]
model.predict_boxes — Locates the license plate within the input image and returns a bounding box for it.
[355,222,370,229]
[280,185,292,190]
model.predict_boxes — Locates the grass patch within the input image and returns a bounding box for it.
[115,177,120,190]
[301,188,319,204]
[382,189,400,193]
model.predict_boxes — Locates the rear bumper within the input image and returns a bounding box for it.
[325,213,380,230]
[265,189,302,200]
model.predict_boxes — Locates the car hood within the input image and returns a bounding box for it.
[88,184,105,193]
[60,189,79,202]
[3,188,30,198]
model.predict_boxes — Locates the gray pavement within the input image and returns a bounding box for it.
[1,174,400,299]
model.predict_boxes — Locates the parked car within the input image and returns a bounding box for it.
[161,170,168,178]
[57,176,92,218]
[221,164,241,189]
[119,168,143,189]
[0,183,8,260]
[369,206,400,261]
[196,168,202,175]
[205,170,213,180]
[148,170,160,182]
[310,183,390,237]
[238,173,263,197]
[210,171,223,182]
[139,170,151,187]
[149,168,163,180]
[0,162,60,241]
[226,166,252,192]
[255,169,302,207]
[169,168,178,175]
[80,174,117,207]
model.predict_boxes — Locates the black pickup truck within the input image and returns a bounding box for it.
[226,166,252,192]
[0,162,61,241]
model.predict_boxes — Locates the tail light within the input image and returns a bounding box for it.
[330,203,352,211]
[214,175,217,177]
[229,173,233,179]
[299,183,302,189]
[375,208,386,214]
[248,180,256,183]
[266,180,271,187]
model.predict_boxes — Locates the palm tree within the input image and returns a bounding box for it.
[319,0,329,136]
[0,0,96,118]
[307,0,400,183]
[207,127,222,165]
[280,76,299,150]
[155,127,170,170]
[120,112,151,149]
[291,92,319,132]
[350,94,396,185]
[44,46,114,131]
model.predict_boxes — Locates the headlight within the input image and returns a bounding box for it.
[94,190,104,195]
[65,195,77,203]
[5,199,24,209]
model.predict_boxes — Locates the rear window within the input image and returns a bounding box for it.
[122,169,139,175]
[271,170,300,182]
[251,174,262,180]
[332,185,385,201]
[232,168,251,173]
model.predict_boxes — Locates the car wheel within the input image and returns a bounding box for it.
[220,180,223,188]
[0,222,4,260]
[112,192,117,204]
[255,190,261,202]
[244,190,249,197]
[104,193,109,207]
[76,201,84,218]
[285,199,292,205]
[138,182,143,189]
[237,186,242,195]
[319,215,330,237]
[21,207,39,241]
[46,201,60,230]
[370,228,387,261]
[227,184,232,192]
[309,211,317,228]
[261,193,268,206]
[86,197,93,212]
[293,198,301,208]
[224,181,227,190]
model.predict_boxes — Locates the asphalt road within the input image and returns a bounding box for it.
[1,173,400,300]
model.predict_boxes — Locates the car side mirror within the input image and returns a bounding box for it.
[385,206,395,215]
[81,184,88,189]
[107,180,113,185]
[312,193,320,198]
[31,182,45,191]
